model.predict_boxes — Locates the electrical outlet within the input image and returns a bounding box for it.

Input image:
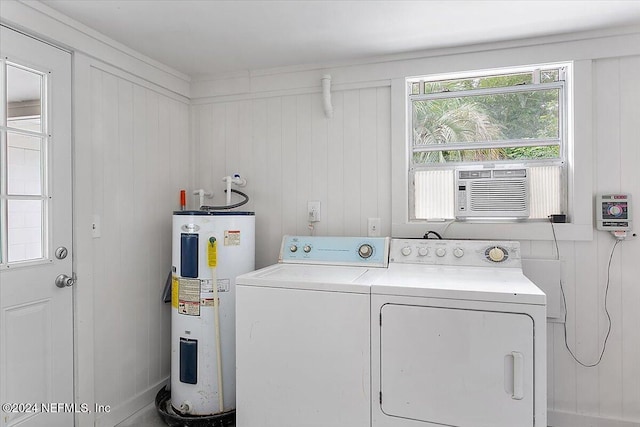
[368,218,381,237]
[308,201,321,222]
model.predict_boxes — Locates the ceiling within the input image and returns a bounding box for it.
[33,0,640,78]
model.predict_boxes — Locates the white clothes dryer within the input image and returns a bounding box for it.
[236,235,390,427]
[371,238,546,427]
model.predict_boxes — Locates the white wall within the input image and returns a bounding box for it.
[542,54,640,426]
[81,63,190,426]
[1,2,192,426]
[192,87,391,267]
[191,31,640,427]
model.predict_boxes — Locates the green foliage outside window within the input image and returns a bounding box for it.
[412,70,562,165]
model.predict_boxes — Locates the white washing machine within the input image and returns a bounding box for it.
[371,238,546,427]
[236,235,390,427]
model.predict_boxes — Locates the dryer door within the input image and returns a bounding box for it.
[380,304,534,427]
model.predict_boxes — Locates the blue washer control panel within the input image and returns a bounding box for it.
[279,235,390,267]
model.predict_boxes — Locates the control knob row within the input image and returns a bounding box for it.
[290,243,375,259]
[289,245,312,253]
[400,246,464,258]
[401,247,432,256]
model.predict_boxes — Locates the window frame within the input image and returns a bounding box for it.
[0,59,50,267]
[391,60,594,241]
[408,65,568,221]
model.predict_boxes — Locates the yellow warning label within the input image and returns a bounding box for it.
[171,276,179,308]
[207,239,217,267]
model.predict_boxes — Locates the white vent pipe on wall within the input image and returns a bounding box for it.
[321,74,333,118]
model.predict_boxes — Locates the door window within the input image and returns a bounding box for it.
[1,62,48,264]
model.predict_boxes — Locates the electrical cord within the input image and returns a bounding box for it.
[551,219,620,367]
[423,230,443,239]
[423,220,456,240]
[200,189,249,210]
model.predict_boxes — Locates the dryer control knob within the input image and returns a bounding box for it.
[453,248,464,258]
[290,245,298,252]
[488,247,506,262]
[436,248,446,257]
[358,244,373,259]
[303,245,312,253]
[401,246,412,256]
[418,247,428,256]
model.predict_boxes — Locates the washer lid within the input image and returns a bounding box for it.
[372,264,546,305]
[236,264,375,293]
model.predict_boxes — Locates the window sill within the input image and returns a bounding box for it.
[392,220,593,241]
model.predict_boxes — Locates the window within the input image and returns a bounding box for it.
[408,64,569,221]
[1,62,48,264]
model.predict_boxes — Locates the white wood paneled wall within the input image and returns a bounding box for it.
[192,56,640,426]
[88,66,189,425]
[192,87,391,268]
[537,55,640,425]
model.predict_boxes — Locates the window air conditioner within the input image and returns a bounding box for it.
[455,168,530,219]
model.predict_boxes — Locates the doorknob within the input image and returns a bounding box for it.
[55,274,75,288]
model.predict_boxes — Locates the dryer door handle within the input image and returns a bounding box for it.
[511,351,524,400]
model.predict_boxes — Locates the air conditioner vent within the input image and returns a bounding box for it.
[470,180,528,211]
[456,168,530,219]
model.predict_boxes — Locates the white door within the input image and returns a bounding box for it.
[0,26,73,427]
[380,304,534,427]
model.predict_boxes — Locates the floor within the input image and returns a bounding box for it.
[117,404,166,427]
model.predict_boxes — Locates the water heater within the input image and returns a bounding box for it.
[171,211,255,417]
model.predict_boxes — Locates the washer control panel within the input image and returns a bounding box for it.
[280,235,390,267]
[390,239,522,267]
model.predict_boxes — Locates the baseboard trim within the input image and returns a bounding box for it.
[94,377,168,427]
[549,410,640,427]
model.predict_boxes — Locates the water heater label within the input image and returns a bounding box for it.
[200,278,230,293]
[178,278,201,316]
[224,230,241,246]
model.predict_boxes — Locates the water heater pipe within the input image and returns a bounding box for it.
[321,74,333,118]
[222,174,247,206]
[225,179,232,206]
[193,189,213,209]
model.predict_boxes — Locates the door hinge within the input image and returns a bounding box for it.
[379,391,382,404]
[379,312,382,326]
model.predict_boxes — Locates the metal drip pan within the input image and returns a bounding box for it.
[155,386,235,427]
